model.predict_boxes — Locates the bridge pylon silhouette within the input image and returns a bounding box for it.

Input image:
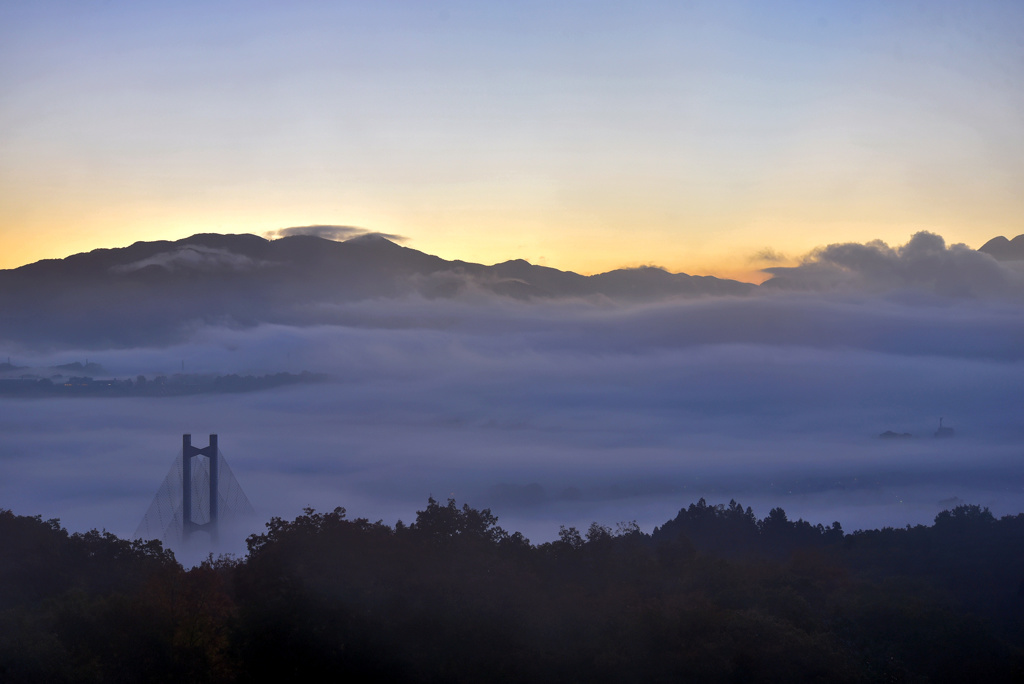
[135,434,253,548]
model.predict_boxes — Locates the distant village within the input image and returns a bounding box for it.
[0,361,326,397]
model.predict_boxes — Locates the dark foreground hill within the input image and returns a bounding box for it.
[2,498,1022,683]
[0,233,752,348]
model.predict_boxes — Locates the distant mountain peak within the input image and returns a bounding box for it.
[346,232,394,244]
[344,234,404,251]
[0,232,755,347]
[979,234,1024,261]
[611,265,667,273]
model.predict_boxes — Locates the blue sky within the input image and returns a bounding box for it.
[2,1,1023,278]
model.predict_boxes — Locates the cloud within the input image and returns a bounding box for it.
[3,309,1022,565]
[111,245,264,273]
[6,231,1024,564]
[4,280,1024,565]
[34,231,1024,354]
[263,225,407,242]
[762,232,1024,298]
[750,248,788,263]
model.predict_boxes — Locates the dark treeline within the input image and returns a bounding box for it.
[0,371,326,398]
[2,498,1023,682]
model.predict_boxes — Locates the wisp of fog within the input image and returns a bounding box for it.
[1,233,1022,564]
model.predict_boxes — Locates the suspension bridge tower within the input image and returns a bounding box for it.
[183,434,219,542]
[135,434,253,548]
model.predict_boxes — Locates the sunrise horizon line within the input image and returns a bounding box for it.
[4,224,1017,285]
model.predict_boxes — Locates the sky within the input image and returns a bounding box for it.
[2,0,1023,281]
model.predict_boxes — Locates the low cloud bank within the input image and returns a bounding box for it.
[763,231,1024,298]
[2,296,1022,563]
[111,245,267,273]
[2,232,1022,564]
[3,231,1023,353]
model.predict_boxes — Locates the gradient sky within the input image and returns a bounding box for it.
[2,1,1023,280]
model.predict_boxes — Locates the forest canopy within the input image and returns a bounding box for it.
[2,498,1023,683]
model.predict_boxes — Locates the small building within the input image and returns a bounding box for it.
[934,417,955,438]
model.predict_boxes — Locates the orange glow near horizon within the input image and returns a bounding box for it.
[0,148,1016,282]
[0,196,1008,285]
[2,3,1021,282]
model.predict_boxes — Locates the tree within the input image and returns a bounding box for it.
[933,504,995,529]
[558,525,584,551]
[410,497,507,544]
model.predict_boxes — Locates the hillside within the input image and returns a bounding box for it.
[0,233,752,347]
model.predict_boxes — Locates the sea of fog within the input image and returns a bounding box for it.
[2,291,1023,565]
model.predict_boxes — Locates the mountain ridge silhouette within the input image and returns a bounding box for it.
[0,233,752,347]
[978,234,1024,261]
